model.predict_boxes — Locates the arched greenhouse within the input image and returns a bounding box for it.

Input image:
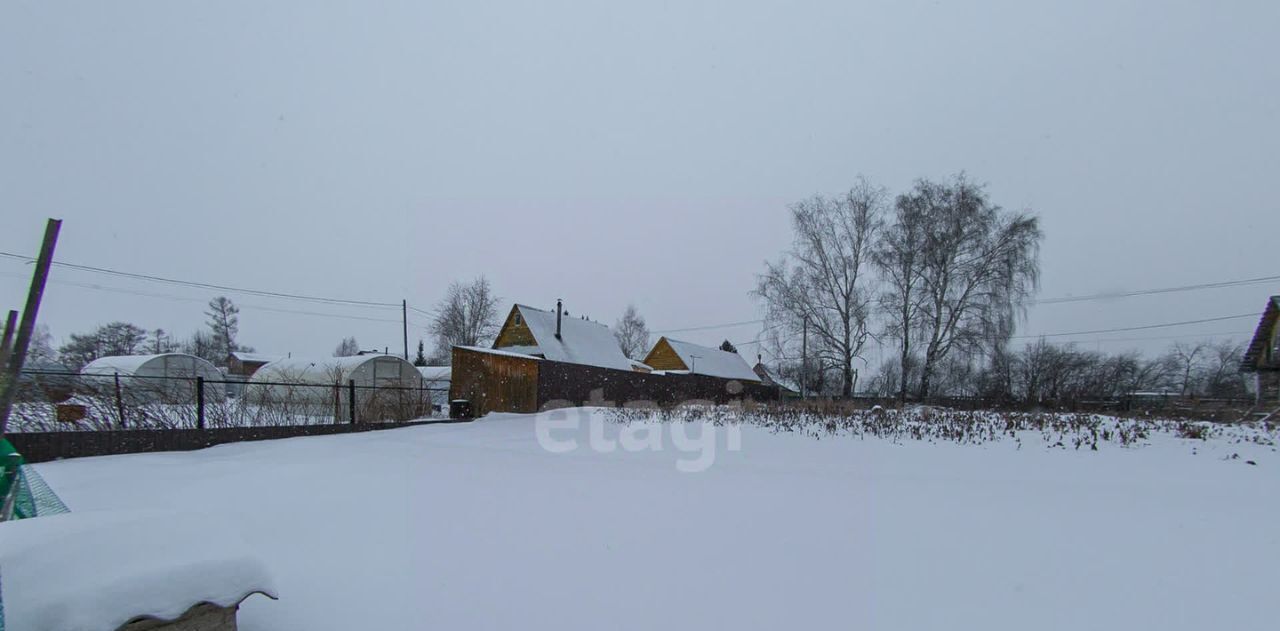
[80,353,226,404]
[245,354,426,422]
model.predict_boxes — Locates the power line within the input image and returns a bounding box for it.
[651,273,1278,335]
[0,272,421,326]
[653,319,765,334]
[1031,274,1280,305]
[1063,330,1249,344]
[0,251,401,308]
[743,317,1254,359]
[407,305,436,318]
[1011,313,1256,339]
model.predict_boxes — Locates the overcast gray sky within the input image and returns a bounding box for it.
[2,0,1277,363]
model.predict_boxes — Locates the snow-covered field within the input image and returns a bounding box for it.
[33,408,1279,630]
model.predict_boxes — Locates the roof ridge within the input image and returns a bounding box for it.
[664,337,738,353]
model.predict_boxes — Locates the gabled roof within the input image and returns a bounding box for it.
[753,362,798,393]
[229,351,282,364]
[651,337,760,382]
[500,305,634,372]
[1241,296,1280,372]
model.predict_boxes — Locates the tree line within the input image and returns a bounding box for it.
[36,296,251,371]
[753,173,1250,402]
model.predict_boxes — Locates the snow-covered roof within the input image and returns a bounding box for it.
[252,354,418,385]
[81,354,218,377]
[502,305,634,372]
[81,354,168,375]
[656,338,760,382]
[229,351,282,364]
[418,366,452,381]
[0,510,276,631]
[753,362,798,392]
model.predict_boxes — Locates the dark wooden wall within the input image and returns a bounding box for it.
[451,346,781,418]
[450,347,541,416]
[538,360,780,408]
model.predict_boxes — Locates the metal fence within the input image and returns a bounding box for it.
[6,369,450,432]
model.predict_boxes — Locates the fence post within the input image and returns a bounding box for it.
[114,373,127,429]
[196,376,205,429]
[349,379,357,424]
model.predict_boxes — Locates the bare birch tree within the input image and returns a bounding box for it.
[1202,340,1247,397]
[430,276,502,363]
[614,304,651,359]
[874,182,934,402]
[1170,341,1208,395]
[904,174,1042,399]
[753,178,884,397]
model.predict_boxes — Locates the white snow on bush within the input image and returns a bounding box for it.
[0,510,277,631]
[29,408,1280,630]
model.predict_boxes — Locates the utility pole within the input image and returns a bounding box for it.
[402,299,409,361]
[0,310,17,372]
[0,219,62,436]
[801,314,808,400]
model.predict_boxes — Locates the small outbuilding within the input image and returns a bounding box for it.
[1242,296,1280,405]
[81,353,226,403]
[226,351,282,378]
[417,366,452,414]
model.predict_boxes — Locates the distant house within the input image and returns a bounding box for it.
[1241,296,1280,405]
[450,303,780,417]
[226,352,282,378]
[752,359,798,397]
[642,337,760,382]
[492,303,637,372]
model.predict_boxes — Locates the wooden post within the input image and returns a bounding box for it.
[348,379,357,424]
[0,219,62,436]
[402,299,409,361]
[114,373,127,429]
[196,377,206,429]
[0,310,18,372]
[800,313,808,400]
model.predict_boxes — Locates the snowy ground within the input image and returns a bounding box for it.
[33,408,1280,630]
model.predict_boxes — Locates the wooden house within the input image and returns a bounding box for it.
[752,358,799,397]
[642,337,761,382]
[450,303,780,417]
[492,302,637,372]
[1241,296,1280,405]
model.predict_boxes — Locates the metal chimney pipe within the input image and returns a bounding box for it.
[555,299,563,339]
